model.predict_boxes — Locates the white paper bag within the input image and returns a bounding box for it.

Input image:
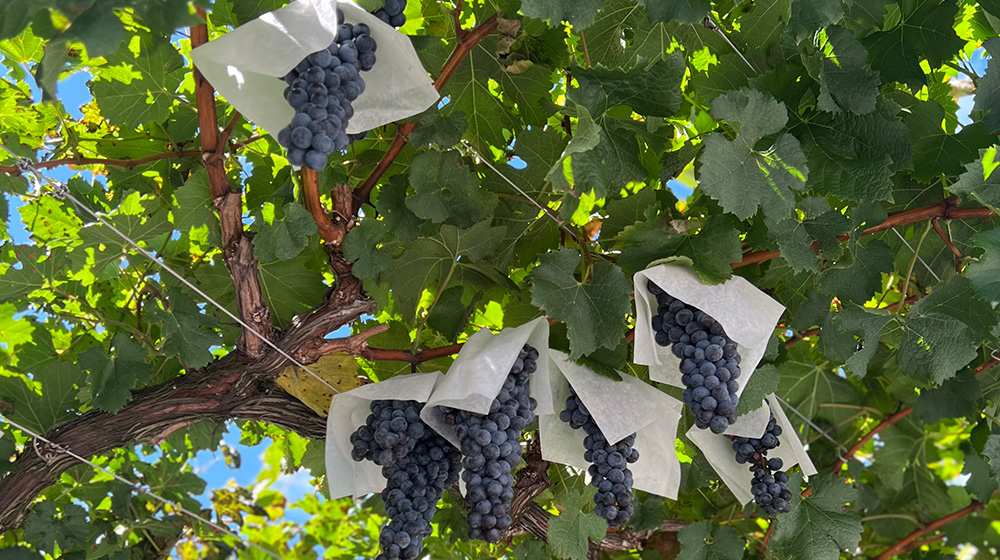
[420,317,554,448]
[189,0,439,136]
[687,394,818,505]
[326,371,442,499]
[538,351,683,500]
[633,263,785,437]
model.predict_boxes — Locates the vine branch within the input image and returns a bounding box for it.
[735,197,997,269]
[870,500,985,560]
[931,217,964,271]
[302,169,341,244]
[0,151,202,176]
[353,15,499,212]
[833,355,1000,471]
[192,17,273,358]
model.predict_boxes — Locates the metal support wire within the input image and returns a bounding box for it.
[15,158,341,395]
[459,140,582,241]
[775,395,849,458]
[891,227,943,283]
[0,414,283,559]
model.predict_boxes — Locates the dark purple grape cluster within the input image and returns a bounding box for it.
[374,0,407,27]
[731,414,792,516]
[350,400,463,560]
[277,11,377,171]
[350,399,424,465]
[560,388,638,527]
[647,280,741,434]
[444,344,538,543]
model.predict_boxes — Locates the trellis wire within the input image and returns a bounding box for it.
[891,227,943,283]
[0,413,283,560]
[775,395,849,458]
[13,158,341,395]
[459,140,582,241]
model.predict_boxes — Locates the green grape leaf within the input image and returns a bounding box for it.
[343,219,393,281]
[601,188,658,241]
[79,332,152,413]
[677,521,745,560]
[771,473,862,560]
[862,0,962,88]
[381,222,508,322]
[788,0,844,40]
[569,53,685,118]
[253,202,318,264]
[374,175,424,242]
[514,539,549,560]
[768,198,850,272]
[732,0,793,51]
[546,490,608,560]
[0,23,43,64]
[407,150,498,228]
[778,344,861,422]
[546,107,602,191]
[966,227,1000,304]
[675,214,743,284]
[812,26,878,114]
[569,118,646,200]
[0,328,86,433]
[426,285,478,342]
[898,98,994,181]
[409,109,469,147]
[735,363,779,415]
[950,146,1000,212]
[171,167,215,237]
[147,287,222,368]
[638,0,711,25]
[699,88,808,220]
[529,248,632,358]
[825,304,893,378]
[91,36,185,130]
[258,250,329,326]
[819,240,893,304]
[961,442,1000,501]
[897,276,997,384]
[975,39,1000,132]
[913,369,981,423]
[23,502,89,553]
[520,0,605,29]
[797,100,910,202]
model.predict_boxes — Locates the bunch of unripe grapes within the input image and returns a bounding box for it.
[373,0,407,27]
[350,400,463,560]
[560,388,638,527]
[646,280,741,434]
[442,344,539,543]
[731,414,792,515]
[277,10,377,171]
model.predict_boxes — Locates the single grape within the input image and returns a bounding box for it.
[356,34,377,53]
[308,50,332,68]
[340,41,359,64]
[304,149,327,171]
[291,127,313,149]
[286,87,308,107]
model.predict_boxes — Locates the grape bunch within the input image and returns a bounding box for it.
[350,400,463,560]
[444,344,539,543]
[277,11,377,171]
[374,0,407,27]
[730,414,792,516]
[559,388,638,527]
[647,280,742,434]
